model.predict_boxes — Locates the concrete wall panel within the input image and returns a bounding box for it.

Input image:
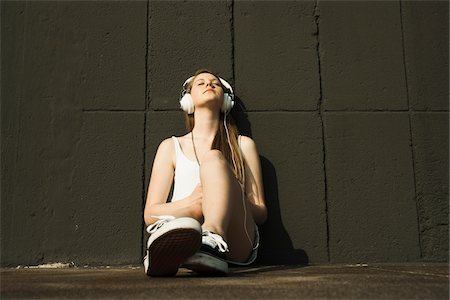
[2,1,84,265]
[72,112,144,265]
[234,1,319,110]
[148,0,233,110]
[75,1,147,110]
[402,1,449,110]
[319,1,407,110]
[247,112,327,263]
[325,113,420,262]
[411,113,449,261]
[2,1,27,265]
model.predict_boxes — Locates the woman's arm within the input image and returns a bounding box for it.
[240,136,267,225]
[143,138,202,226]
[145,185,203,225]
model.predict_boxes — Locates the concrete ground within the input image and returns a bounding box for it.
[1,264,448,299]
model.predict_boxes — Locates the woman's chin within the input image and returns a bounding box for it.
[194,101,222,112]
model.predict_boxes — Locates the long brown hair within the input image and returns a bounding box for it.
[184,69,245,185]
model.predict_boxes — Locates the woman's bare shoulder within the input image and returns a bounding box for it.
[239,135,258,150]
[159,137,173,148]
[156,137,176,165]
[158,134,191,150]
[172,133,190,148]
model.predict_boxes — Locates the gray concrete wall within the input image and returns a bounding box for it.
[1,0,448,266]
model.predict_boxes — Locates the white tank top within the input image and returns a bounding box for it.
[171,136,200,202]
[170,135,243,202]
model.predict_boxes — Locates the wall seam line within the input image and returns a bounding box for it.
[81,109,146,113]
[141,0,150,261]
[80,109,449,113]
[314,0,330,263]
[399,0,423,260]
[231,0,235,89]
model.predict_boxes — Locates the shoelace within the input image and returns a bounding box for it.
[145,215,175,234]
[202,230,229,253]
[146,219,169,234]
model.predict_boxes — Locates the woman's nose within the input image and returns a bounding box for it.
[206,82,215,88]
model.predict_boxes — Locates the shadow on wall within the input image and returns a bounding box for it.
[233,97,309,265]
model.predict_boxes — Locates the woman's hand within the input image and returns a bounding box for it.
[188,183,203,222]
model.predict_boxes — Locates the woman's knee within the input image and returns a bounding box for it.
[201,150,226,167]
[200,150,231,179]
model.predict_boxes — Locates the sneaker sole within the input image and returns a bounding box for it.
[182,252,228,275]
[146,228,201,277]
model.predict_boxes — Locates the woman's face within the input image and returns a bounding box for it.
[189,72,224,111]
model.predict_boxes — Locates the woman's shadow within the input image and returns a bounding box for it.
[232,97,309,266]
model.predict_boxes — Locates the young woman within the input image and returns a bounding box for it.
[143,69,267,276]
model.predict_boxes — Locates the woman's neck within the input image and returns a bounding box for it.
[192,109,220,142]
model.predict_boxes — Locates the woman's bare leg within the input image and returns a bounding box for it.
[200,150,256,262]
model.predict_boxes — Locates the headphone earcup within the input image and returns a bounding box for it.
[180,93,194,114]
[222,93,234,113]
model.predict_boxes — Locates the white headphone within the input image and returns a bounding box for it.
[179,75,235,114]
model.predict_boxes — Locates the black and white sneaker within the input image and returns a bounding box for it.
[143,217,202,277]
[182,230,229,275]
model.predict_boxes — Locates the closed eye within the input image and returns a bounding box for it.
[197,82,220,87]
[194,79,221,87]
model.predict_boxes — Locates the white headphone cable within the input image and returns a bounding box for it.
[223,113,254,250]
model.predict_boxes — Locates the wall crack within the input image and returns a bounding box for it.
[314,0,330,263]
[399,0,423,259]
